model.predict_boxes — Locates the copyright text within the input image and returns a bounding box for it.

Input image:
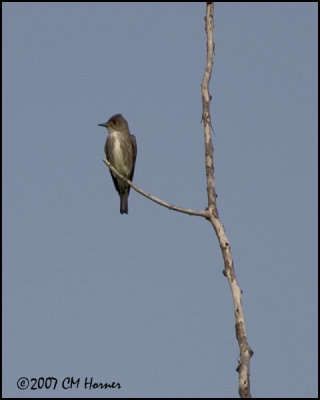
[17,377,121,391]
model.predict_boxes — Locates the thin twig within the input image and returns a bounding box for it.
[102,159,209,218]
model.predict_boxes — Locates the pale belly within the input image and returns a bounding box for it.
[111,136,131,176]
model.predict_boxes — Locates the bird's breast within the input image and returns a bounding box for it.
[107,132,132,176]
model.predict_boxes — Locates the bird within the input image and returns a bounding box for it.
[98,114,137,214]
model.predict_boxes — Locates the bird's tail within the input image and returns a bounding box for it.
[120,194,128,214]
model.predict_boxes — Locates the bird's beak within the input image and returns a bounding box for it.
[97,122,108,128]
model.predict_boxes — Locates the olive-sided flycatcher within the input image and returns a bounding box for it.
[98,114,137,214]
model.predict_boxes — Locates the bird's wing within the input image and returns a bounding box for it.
[130,134,137,182]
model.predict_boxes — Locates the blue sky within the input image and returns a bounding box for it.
[2,3,318,398]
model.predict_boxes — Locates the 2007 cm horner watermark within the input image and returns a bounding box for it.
[17,377,121,391]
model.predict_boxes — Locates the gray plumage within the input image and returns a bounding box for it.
[98,114,137,214]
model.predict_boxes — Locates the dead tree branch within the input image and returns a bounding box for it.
[202,3,253,398]
[103,159,209,218]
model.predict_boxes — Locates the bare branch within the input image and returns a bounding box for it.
[202,3,253,398]
[202,2,218,218]
[103,159,209,218]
